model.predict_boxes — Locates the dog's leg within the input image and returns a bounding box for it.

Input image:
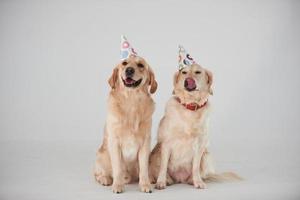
[94,146,113,186]
[109,137,124,193]
[166,173,175,185]
[200,150,215,178]
[155,143,170,190]
[149,144,161,184]
[138,135,152,193]
[192,137,208,189]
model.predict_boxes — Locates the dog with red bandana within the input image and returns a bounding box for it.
[149,45,241,190]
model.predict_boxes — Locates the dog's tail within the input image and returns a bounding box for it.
[203,172,243,183]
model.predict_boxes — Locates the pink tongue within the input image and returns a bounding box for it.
[126,78,134,84]
[186,78,196,89]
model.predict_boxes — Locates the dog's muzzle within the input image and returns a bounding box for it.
[184,77,197,91]
[122,67,142,87]
[125,67,135,77]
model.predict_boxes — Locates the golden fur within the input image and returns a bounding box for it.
[94,56,157,193]
[149,64,241,190]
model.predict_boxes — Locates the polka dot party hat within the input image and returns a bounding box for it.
[178,45,196,70]
[120,35,138,60]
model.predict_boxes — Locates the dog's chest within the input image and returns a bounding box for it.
[167,109,209,165]
[174,106,209,135]
[169,137,197,163]
[119,96,153,124]
[121,135,140,162]
[177,116,208,137]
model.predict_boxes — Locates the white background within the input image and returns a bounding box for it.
[1,0,300,199]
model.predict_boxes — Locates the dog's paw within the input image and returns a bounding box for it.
[149,176,156,184]
[193,180,207,189]
[139,183,152,193]
[112,184,124,193]
[166,175,174,186]
[155,181,166,190]
[123,175,131,184]
[187,177,194,185]
[95,175,112,186]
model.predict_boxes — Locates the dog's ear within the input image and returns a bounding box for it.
[172,71,180,94]
[173,71,180,86]
[148,68,158,94]
[205,69,213,95]
[108,66,119,89]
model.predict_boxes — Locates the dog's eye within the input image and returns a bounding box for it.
[182,71,187,74]
[195,71,201,74]
[122,61,128,66]
[137,63,144,68]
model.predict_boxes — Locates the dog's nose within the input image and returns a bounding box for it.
[125,67,135,77]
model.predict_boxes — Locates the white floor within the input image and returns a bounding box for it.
[0,140,299,200]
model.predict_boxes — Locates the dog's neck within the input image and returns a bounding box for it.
[173,89,209,106]
[174,96,208,111]
[111,85,151,100]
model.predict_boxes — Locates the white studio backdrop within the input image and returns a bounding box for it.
[0,1,300,199]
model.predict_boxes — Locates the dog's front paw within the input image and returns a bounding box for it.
[149,175,156,184]
[139,182,152,193]
[95,175,112,186]
[155,181,166,190]
[166,174,174,186]
[193,180,207,189]
[112,183,124,193]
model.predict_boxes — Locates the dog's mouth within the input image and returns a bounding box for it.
[122,77,142,88]
[184,78,197,92]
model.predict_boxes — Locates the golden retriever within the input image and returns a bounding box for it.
[94,56,157,193]
[149,63,241,190]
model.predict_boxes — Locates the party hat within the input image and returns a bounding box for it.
[178,45,196,70]
[120,35,138,60]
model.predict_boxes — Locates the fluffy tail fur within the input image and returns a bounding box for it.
[203,172,243,183]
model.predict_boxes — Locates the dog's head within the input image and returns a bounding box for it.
[173,64,213,96]
[108,56,157,94]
